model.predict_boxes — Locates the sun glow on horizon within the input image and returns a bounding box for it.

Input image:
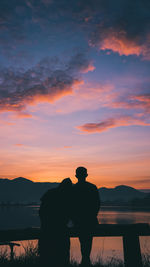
[0,0,150,191]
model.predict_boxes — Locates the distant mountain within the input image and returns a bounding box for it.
[0,177,59,203]
[0,178,148,204]
[140,189,150,193]
[99,185,146,202]
[13,177,33,183]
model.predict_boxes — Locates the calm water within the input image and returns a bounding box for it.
[0,206,150,263]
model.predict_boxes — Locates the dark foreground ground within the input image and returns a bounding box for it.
[1,257,150,267]
[0,245,150,267]
[1,259,150,267]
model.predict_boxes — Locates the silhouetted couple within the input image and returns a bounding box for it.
[39,167,100,267]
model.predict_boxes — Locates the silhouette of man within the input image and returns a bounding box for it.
[72,167,100,266]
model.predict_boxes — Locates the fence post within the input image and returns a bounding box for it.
[123,234,143,267]
[9,244,14,261]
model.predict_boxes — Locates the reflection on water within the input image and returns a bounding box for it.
[1,206,150,229]
[0,206,40,229]
[0,206,150,263]
[71,237,124,263]
[98,208,150,225]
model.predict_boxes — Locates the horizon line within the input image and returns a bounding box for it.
[0,176,150,191]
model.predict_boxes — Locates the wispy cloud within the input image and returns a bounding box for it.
[77,115,150,134]
[14,143,25,147]
[128,177,150,185]
[51,82,114,114]
[110,94,150,114]
[132,94,150,112]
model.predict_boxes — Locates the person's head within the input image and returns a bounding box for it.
[59,178,72,192]
[75,166,88,182]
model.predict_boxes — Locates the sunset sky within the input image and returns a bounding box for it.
[0,0,150,188]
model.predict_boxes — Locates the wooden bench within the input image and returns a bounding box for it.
[0,223,150,267]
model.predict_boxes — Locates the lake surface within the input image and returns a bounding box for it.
[0,206,150,263]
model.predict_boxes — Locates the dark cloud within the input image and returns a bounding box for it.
[66,53,95,73]
[87,0,150,58]
[1,0,150,59]
[0,53,93,114]
[77,115,150,134]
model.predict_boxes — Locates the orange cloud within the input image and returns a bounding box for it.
[100,32,142,56]
[15,144,24,147]
[15,112,33,118]
[90,30,150,59]
[77,115,150,133]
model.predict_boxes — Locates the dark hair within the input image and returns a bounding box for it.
[59,178,72,190]
[76,166,88,178]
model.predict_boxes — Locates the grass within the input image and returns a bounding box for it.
[0,243,150,267]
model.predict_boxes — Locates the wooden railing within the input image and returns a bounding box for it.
[0,223,150,267]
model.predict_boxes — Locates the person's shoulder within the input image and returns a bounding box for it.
[85,181,98,189]
[40,188,57,202]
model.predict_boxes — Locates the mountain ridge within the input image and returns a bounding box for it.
[99,184,146,202]
[0,177,148,204]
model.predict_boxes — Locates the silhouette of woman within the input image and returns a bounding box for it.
[39,178,72,266]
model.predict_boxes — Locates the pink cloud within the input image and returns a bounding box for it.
[110,94,150,113]
[50,82,115,114]
[80,62,95,73]
[132,94,150,112]
[0,121,15,126]
[77,115,150,134]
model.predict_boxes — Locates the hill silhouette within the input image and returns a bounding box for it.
[12,177,33,183]
[99,185,146,202]
[0,177,58,204]
[0,177,148,205]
